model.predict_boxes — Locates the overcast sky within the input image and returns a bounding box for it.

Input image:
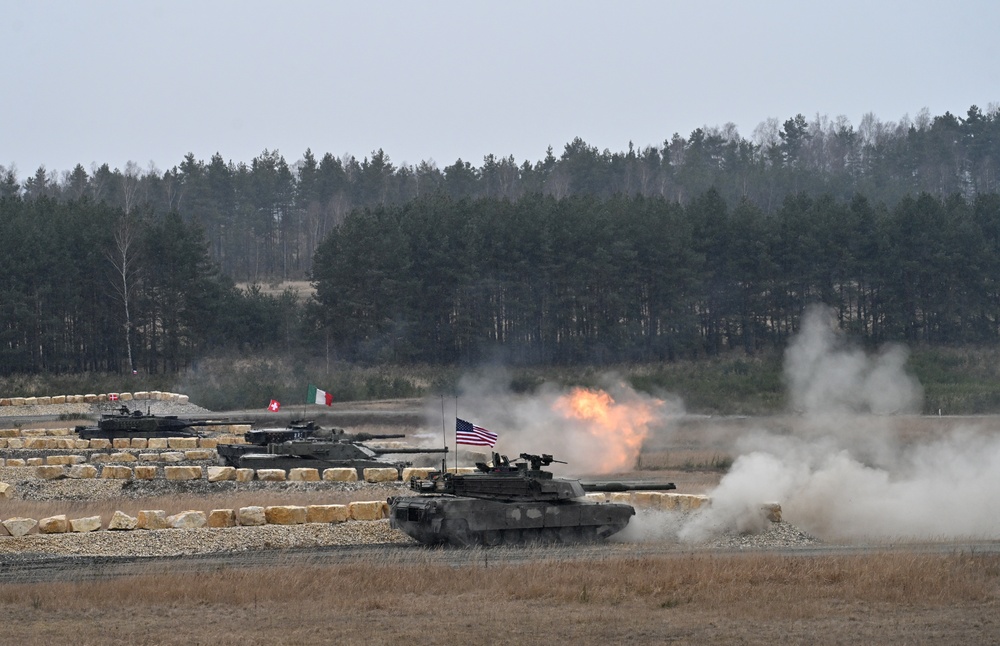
[3,1,998,177]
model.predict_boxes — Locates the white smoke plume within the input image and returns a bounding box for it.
[423,369,682,476]
[678,304,1000,542]
[785,305,923,416]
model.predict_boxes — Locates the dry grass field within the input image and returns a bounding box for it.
[1,551,997,644]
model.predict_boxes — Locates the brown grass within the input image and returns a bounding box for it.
[0,551,997,644]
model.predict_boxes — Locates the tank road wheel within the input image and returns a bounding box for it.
[519,528,544,545]
[558,527,584,543]
[501,529,523,546]
[541,528,562,544]
[443,520,476,548]
[481,530,503,547]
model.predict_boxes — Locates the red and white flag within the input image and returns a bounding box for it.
[108,393,119,402]
[308,385,333,406]
[267,399,281,412]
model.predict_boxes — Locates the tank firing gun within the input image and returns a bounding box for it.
[216,419,448,475]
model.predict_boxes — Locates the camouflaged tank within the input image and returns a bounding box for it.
[216,420,448,477]
[388,452,676,547]
[74,405,239,440]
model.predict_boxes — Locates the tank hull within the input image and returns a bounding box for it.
[389,495,635,547]
[75,419,201,440]
[216,443,410,478]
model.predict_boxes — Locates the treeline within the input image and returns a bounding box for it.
[0,197,298,375]
[4,188,1000,375]
[310,191,1000,364]
[2,105,998,283]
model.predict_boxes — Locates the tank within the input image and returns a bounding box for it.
[216,420,449,477]
[388,452,676,547]
[74,405,242,440]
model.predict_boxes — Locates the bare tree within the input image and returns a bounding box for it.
[107,212,141,373]
[121,160,143,215]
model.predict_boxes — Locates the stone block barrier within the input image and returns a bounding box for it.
[69,516,102,533]
[349,501,388,521]
[8,462,539,488]
[100,465,134,480]
[306,504,349,523]
[0,391,191,407]
[39,515,68,534]
[264,505,308,525]
[0,499,392,537]
[289,468,320,482]
[208,509,236,527]
[0,430,231,449]
[322,468,358,482]
[167,511,206,529]
[363,467,400,483]
[164,466,203,481]
[3,517,37,537]
[109,511,137,530]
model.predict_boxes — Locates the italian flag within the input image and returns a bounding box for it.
[308,384,333,406]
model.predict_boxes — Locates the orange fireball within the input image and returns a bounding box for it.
[553,387,663,472]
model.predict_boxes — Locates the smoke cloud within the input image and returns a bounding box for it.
[785,305,923,416]
[423,369,682,475]
[677,304,1000,542]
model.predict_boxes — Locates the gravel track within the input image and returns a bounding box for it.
[0,518,835,584]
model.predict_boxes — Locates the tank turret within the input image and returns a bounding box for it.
[388,452,676,547]
[216,420,448,477]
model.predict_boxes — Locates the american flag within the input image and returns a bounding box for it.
[456,418,498,447]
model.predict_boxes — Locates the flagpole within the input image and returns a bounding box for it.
[440,395,446,451]
[440,396,447,474]
[454,397,458,472]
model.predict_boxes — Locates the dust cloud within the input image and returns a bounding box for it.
[677,304,1000,542]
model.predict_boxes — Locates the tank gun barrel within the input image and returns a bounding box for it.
[184,419,254,427]
[370,446,449,455]
[580,481,677,493]
[347,433,406,441]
